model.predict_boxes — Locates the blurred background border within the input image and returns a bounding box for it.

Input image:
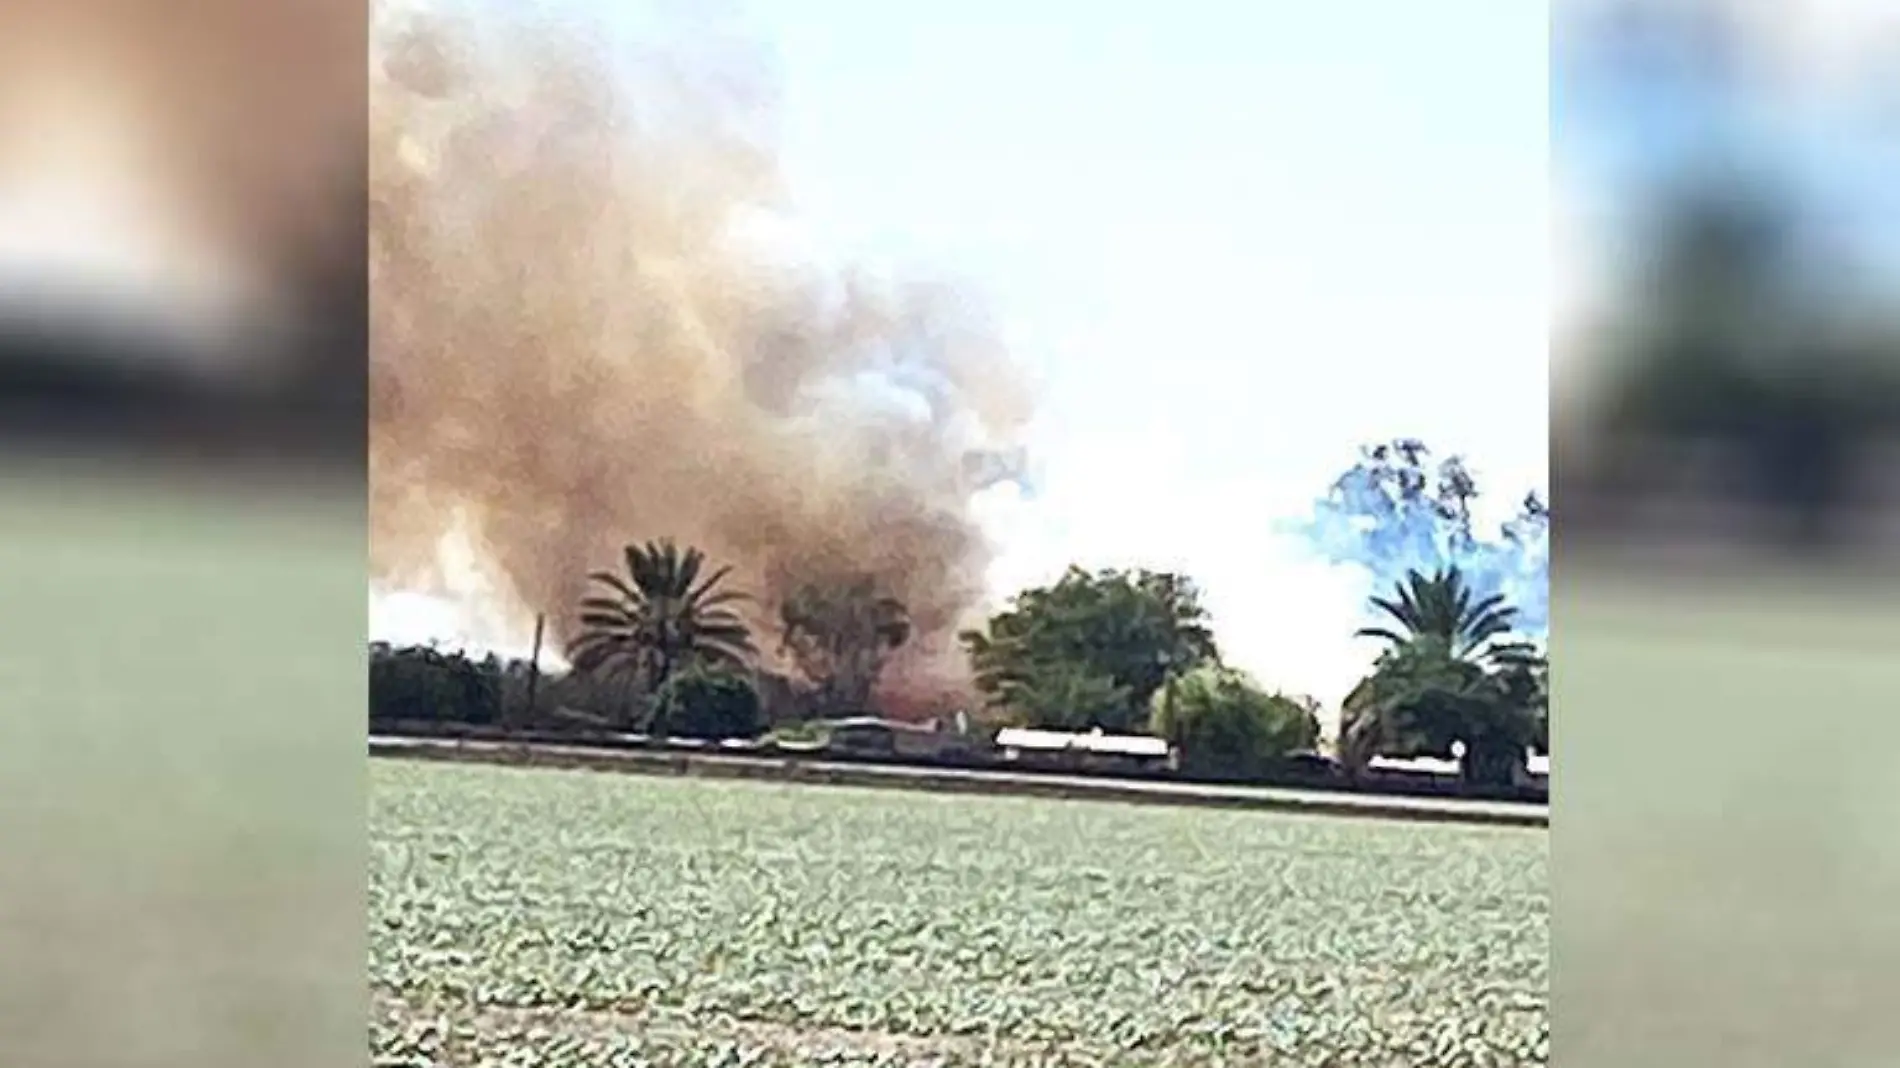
[1554,1,1900,1064]
[0,3,367,1066]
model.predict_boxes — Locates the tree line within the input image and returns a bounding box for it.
[371,440,1549,787]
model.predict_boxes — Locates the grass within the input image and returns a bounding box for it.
[371,758,1547,1066]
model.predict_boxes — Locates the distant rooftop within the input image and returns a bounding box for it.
[1369,751,1551,776]
[994,727,1172,759]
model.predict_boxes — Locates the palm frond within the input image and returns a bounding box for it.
[686,563,734,605]
[586,570,643,605]
[693,587,753,612]
[674,545,707,596]
[1366,595,1413,628]
[578,594,639,617]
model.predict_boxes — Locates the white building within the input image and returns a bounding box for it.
[992,727,1176,769]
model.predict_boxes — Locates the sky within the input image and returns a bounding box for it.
[744,1,1548,706]
[372,0,1551,710]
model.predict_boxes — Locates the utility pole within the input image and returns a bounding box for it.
[1157,648,1176,728]
[522,613,545,727]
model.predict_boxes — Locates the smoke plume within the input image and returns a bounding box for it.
[369,1,1032,712]
[1288,440,1550,635]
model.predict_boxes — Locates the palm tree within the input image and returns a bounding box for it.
[1354,566,1536,668]
[567,540,755,722]
[1340,635,1538,786]
[1343,569,1547,787]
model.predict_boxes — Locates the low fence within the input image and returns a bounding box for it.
[367,717,1549,806]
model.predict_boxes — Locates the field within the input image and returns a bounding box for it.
[371,759,1548,1066]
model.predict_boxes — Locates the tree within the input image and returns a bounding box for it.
[984,661,1131,732]
[1354,566,1538,669]
[1297,438,1549,635]
[650,665,765,741]
[778,575,911,717]
[567,539,755,725]
[369,642,504,726]
[960,566,1219,732]
[1340,636,1543,787]
[1495,654,1549,756]
[1150,665,1319,779]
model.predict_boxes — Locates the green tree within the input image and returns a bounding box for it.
[650,665,764,741]
[369,642,505,726]
[1150,665,1319,779]
[984,661,1131,731]
[960,566,1218,731]
[567,539,755,725]
[1495,653,1549,756]
[1355,565,1536,669]
[1340,636,1543,787]
[778,575,911,717]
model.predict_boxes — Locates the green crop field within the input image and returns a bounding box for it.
[371,759,1548,1066]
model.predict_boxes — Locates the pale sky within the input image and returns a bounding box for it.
[751,1,1548,706]
[373,0,1551,709]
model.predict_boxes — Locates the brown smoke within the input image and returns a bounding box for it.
[368,2,1032,712]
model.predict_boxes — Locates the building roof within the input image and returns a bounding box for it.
[994,727,1172,758]
[1367,754,1462,776]
[1368,751,1551,776]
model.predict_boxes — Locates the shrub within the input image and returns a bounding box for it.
[1150,666,1320,779]
[651,665,765,741]
[369,643,503,725]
